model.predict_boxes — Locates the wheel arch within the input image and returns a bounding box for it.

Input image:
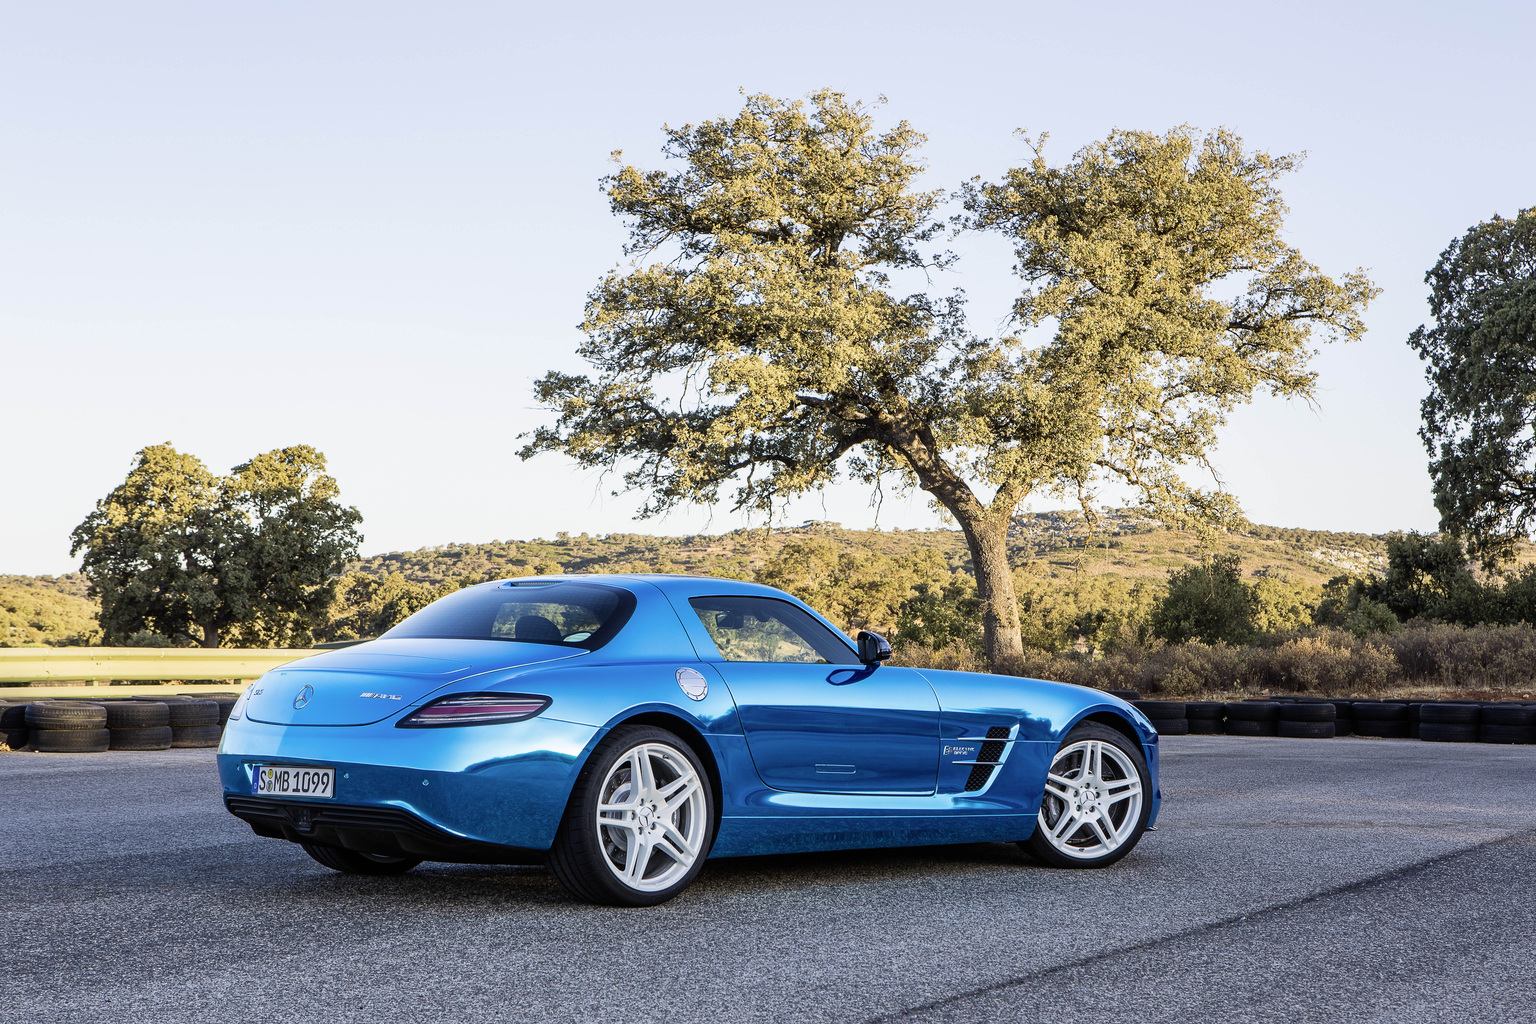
[1075,710,1148,756]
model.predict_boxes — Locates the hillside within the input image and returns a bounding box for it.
[0,575,99,647]
[350,509,1390,590]
[4,511,1398,645]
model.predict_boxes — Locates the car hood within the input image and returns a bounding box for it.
[244,639,586,726]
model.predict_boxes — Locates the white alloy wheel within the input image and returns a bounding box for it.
[595,741,708,893]
[1037,737,1145,862]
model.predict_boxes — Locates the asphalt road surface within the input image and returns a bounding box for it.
[4,736,1535,1024]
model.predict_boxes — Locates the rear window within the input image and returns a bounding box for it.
[383,581,635,649]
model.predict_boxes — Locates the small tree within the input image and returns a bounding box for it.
[1410,209,1536,567]
[522,92,1377,665]
[1151,555,1256,645]
[71,444,362,647]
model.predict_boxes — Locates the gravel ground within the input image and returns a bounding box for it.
[3,736,1534,1023]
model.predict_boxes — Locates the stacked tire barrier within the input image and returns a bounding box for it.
[0,693,236,753]
[1125,693,1536,745]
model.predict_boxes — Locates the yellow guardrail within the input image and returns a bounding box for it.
[0,647,319,686]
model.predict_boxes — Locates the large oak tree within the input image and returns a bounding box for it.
[522,92,1377,664]
[1410,208,1536,567]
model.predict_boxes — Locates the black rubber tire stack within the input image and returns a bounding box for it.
[1106,689,1141,701]
[1223,701,1280,736]
[24,700,110,752]
[1387,700,1422,738]
[182,692,239,725]
[1418,702,1481,742]
[1131,700,1188,735]
[104,700,173,750]
[160,698,223,747]
[0,701,30,750]
[1352,701,1410,738]
[1185,701,1225,734]
[1277,701,1337,738]
[1327,700,1355,736]
[1479,704,1536,744]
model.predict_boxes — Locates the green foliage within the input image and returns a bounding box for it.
[523,94,1378,667]
[318,571,444,642]
[894,576,983,655]
[1151,554,1261,645]
[70,443,362,648]
[1313,575,1400,637]
[1410,209,1536,567]
[964,127,1379,533]
[1372,532,1485,624]
[756,538,955,638]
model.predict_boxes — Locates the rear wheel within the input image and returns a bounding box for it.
[549,725,714,906]
[301,843,421,875]
[1023,722,1151,868]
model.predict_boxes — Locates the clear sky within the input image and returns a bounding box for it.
[4,1,1532,576]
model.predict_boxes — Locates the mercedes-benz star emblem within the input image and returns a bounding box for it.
[293,684,314,709]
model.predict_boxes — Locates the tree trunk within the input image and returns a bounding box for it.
[200,622,220,649]
[956,513,1024,666]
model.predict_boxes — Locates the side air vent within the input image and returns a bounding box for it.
[963,726,1012,791]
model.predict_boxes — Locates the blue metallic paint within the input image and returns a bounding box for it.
[218,573,1160,861]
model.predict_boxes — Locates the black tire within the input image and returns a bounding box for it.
[0,702,30,728]
[166,700,220,727]
[1148,718,1189,736]
[1479,723,1536,744]
[1420,704,1481,726]
[1132,700,1186,719]
[1223,718,1277,737]
[301,843,422,875]
[184,694,240,724]
[2,727,28,749]
[1023,722,1151,869]
[1224,701,1280,722]
[1419,722,1479,743]
[170,724,223,748]
[548,724,716,907]
[1106,689,1140,701]
[1278,720,1336,738]
[1187,718,1222,734]
[1483,705,1536,725]
[110,726,174,750]
[25,701,107,730]
[104,701,169,728]
[1184,701,1224,720]
[33,728,111,753]
[1334,719,1353,737]
[1279,703,1337,723]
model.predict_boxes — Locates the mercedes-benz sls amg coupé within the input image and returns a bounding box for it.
[220,574,1160,905]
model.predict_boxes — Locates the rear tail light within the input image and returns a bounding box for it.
[396,693,550,728]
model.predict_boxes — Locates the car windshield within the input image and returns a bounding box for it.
[383,581,634,649]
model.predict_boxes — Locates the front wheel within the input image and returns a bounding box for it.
[1023,722,1151,868]
[549,725,714,906]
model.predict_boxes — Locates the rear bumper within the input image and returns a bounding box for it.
[225,796,544,864]
[217,713,603,854]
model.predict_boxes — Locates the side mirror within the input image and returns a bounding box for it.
[856,630,892,665]
[715,611,745,630]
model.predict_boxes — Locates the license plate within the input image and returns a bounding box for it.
[253,764,335,799]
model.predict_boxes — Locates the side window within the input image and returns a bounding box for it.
[688,597,860,665]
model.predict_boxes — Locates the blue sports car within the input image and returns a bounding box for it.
[220,574,1160,905]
